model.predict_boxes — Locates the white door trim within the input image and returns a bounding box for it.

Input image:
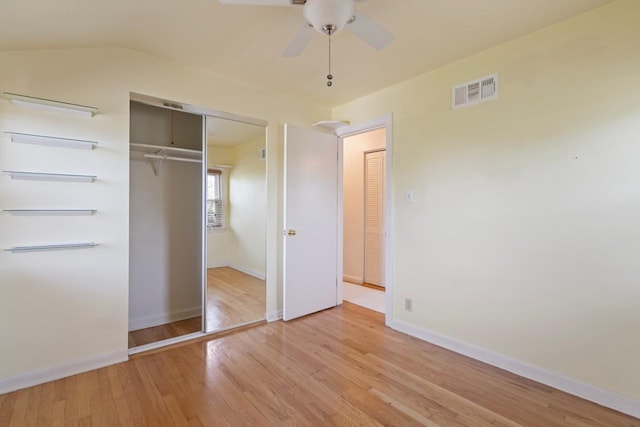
[336,113,394,325]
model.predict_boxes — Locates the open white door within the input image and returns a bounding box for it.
[283,124,338,321]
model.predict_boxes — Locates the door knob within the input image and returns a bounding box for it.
[287,229,297,236]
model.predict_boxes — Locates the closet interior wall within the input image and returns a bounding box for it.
[129,101,203,332]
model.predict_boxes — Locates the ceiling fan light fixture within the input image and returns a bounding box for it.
[303,0,355,35]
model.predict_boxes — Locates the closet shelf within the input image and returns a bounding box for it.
[3,209,97,216]
[3,171,97,182]
[4,92,98,117]
[6,132,98,150]
[5,242,98,253]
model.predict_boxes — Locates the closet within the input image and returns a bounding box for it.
[128,101,204,347]
[127,95,268,351]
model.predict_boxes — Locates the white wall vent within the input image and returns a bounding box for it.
[452,73,498,109]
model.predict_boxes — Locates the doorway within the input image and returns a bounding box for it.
[341,127,387,313]
[281,115,392,322]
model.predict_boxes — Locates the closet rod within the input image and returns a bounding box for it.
[143,153,202,164]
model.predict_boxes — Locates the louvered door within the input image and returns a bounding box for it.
[364,150,386,287]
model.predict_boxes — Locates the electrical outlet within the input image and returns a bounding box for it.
[404,298,413,312]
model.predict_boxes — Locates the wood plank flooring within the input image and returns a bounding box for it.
[128,267,266,348]
[3,303,638,426]
[128,316,202,348]
[206,267,265,332]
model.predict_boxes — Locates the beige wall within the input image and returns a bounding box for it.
[343,128,386,284]
[206,145,234,268]
[129,153,202,330]
[334,0,640,400]
[0,47,329,382]
[207,145,235,166]
[206,139,267,279]
[227,137,267,278]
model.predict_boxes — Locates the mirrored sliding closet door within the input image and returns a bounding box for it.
[204,115,267,333]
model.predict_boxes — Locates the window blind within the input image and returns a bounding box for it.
[207,169,224,228]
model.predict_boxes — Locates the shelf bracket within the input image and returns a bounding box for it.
[150,151,165,176]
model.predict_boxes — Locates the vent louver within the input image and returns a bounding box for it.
[452,73,498,109]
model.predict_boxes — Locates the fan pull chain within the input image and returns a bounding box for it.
[326,34,333,87]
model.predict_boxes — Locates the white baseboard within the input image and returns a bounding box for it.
[388,319,640,419]
[0,350,128,395]
[227,263,266,281]
[206,262,227,269]
[129,306,201,331]
[266,309,283,322]
[343,274,363,284]
[129,332,206,355]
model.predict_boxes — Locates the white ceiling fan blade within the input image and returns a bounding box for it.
[283,24,315,57]
[347,11,394,50]
[218,0,295,6]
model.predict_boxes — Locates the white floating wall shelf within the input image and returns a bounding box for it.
[5,242,97,253]
[3,171,97,182]
[6,132,98,150]
[3,209,97,216]
[4,92,98,117]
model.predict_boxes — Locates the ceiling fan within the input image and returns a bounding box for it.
[218,0,394,58]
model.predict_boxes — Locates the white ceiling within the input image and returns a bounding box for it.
[207,116,265,147]
[0,0,614,107]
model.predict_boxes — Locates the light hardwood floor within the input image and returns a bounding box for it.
[128,317,202,348]
[3,303,638,426]
[128,267,265,348]
[206,266,265,331]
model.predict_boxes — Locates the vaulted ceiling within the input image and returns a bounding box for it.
[0,0,615,106]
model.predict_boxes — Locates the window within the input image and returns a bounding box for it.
[207,169,224,228]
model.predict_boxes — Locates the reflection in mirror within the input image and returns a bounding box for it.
[205,116,266,333]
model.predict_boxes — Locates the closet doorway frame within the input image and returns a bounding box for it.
[128,92,269,355]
